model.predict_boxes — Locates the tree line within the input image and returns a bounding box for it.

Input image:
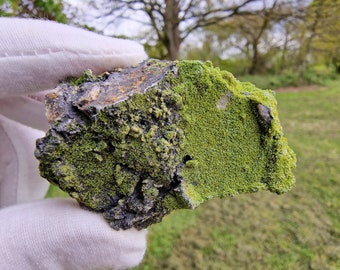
[1,0,339,77]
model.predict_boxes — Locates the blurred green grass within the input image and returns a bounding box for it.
[47,77,340,269]
[45,184,69,198]
[237,70,338,90]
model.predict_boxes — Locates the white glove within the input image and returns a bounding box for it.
[0,199,147,270]
[0,18,148,270]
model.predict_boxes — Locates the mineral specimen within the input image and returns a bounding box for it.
[35,59,296,230]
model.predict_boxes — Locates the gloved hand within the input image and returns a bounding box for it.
[0,18,147,270]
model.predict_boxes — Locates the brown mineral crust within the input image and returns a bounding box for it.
[44,62,169,124]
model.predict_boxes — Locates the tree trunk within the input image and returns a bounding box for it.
[164,0,181,60]
[298,4,320,82]
[279,29,290,71]
[249,42,259,74]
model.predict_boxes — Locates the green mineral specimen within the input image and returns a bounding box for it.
[35,59,296,230]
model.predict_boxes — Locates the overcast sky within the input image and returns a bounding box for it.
[64,0,147,37]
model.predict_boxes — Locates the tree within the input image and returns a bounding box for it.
[69,0,259,60]
[286,0,340,79]
[0,0,67,23]
[205,0,301,74]
[308,0,340,73]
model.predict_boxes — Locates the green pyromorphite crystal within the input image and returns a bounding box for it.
[35,59,296,230]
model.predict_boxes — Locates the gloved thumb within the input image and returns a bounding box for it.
[0,198,147,270]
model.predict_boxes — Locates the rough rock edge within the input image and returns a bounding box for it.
[35,59,296,230]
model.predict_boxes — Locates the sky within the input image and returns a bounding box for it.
[64,0,147,37]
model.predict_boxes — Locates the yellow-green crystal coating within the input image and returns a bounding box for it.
[175,61,295,206]
[35,59,296,230]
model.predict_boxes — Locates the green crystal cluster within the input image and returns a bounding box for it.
[35,59,296,230]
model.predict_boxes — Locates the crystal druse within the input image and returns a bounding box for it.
[35,59,296,230]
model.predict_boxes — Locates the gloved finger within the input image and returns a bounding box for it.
[0,93,49,131]
[0,198,147,270]
[0,115,49,207]
[0,17,148,98]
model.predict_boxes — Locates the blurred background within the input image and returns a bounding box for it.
[1,0,339,269]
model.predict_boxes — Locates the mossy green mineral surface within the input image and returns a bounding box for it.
[35,59,296,230]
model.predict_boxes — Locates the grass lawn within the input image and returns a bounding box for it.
[47,77,340,269]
